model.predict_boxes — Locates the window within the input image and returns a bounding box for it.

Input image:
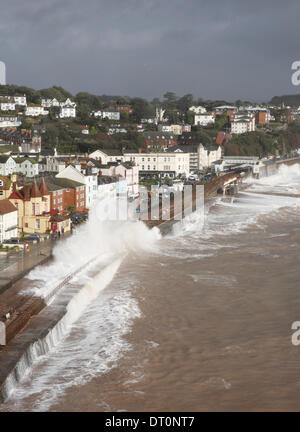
[35,219,40,229]
[66,188,70,192]
[0,191,3,196]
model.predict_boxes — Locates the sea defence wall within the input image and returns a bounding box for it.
[259,156,300,177]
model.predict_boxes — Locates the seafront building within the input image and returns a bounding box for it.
[8,179,71,235]
[0,199,18,243]
[56,164,98,208]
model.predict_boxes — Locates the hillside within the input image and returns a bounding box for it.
[270,94,300,107]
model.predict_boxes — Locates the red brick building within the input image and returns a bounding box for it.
[36,176,86,213]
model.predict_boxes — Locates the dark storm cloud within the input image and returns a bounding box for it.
[1,0,300,101]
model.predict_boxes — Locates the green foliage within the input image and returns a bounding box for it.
[223,128,299,157]
[185,110,195,125]
[39,86,73,101]
[270,94,300,107]
[214,114,228,130]
[75,92,102,111]
[130,98,155,123]
[163,92,177,110]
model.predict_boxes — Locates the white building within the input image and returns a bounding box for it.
[194,114,215,127]
[141,118,156,124]
[158,125,172,133]
[0,61,6,85]
[0,95,26,107]
[14,157,39,177]
[56,165,98,208]
[166,144,222,172]
[100,163,139,197]
[158,124,184,135]
[189,105,207,114]
[0,199,18,243]
[14,95,27,106]
[0,116,21,128]
[198,144,222,170]
[60,105,76,118]
[0,156,39,177]
[60,98,76,108]
[231,112,255,134]
[242,106,271,124]
[25,105,48,117]
[124,152,190,178]
[89,149,123,164]
[93,110,120,121]
[0,102,15,111]
[41,98,60,108]
[107,127,127,135]
[0,156,17,176]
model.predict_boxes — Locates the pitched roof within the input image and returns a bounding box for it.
[0,199,17,215]
[39,178,49,196]
[30,181,42,198]
[0,155,11,163]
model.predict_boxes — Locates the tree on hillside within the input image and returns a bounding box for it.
[163,109,181,124]
[39,86,73,101]
[176,93,194,112]
[163,92,177,110]
[75,92,102,111]
[130,98,155,123]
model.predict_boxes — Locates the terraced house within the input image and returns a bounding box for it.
[0,156,39,177]
[14,157,39,177]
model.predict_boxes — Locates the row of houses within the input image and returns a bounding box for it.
[0,94,77,119]
[192,105,271,133]
[89,144,222,178]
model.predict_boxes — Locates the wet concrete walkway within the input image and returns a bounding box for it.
[0,240,53,296]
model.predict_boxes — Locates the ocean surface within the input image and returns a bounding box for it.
[1,164,300,412]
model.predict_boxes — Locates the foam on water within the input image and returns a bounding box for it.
[26,194,161,298]
[161,164,300,258]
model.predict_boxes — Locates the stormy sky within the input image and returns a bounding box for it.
[1,0,300,102]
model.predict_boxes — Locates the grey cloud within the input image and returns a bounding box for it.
[0,0,300,101]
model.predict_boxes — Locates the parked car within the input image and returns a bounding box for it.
[8,238,20,244]
[26,234,41,241]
